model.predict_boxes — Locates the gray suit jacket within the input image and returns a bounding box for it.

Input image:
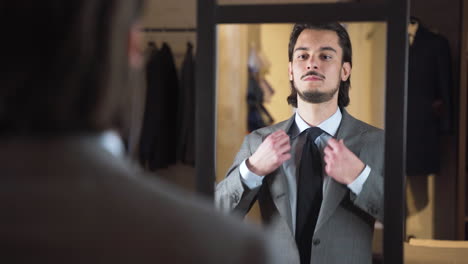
[216,109,384,264]
[1,135,281,264]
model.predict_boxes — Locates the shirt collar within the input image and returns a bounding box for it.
[294,107,342,137]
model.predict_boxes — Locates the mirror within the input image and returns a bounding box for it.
[215,22,387,262]
[216,0,384,5]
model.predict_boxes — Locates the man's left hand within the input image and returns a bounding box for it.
[323,138,364,185]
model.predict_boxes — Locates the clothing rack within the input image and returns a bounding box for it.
[142,27,197,33]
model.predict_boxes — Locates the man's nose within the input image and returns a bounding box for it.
[306,56,319,70]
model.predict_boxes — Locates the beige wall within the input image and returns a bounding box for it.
[216,25,249,182]
[260,24,295,122]
[141,0,195,27]
[347,22,386,129]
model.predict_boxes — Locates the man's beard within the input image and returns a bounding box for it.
[293,79,340,104]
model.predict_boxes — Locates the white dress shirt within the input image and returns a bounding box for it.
[239,108,371,232]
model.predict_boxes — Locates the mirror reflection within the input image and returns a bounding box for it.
[215,22,386,263]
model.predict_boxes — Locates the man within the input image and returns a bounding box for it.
[216,23,384,264]
[0,1,281,263]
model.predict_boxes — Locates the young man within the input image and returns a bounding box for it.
[0,1,281,263]
[216,23,384,264]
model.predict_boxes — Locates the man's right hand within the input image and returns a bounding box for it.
[246,130,291,176]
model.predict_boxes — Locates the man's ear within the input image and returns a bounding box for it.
[288,61,293,81]
[341,62,351,81]
[128,23,143,69]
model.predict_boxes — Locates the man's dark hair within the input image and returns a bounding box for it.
[287,22,352,108]
[0,0,143,136]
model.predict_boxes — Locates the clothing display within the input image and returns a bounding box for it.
[247,69,274,132]
[247,47,275,132]
[139,42,196,170]
[406,19,453,175]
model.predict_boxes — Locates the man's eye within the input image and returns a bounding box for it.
[321,54,332,60]
[297,54,308,60]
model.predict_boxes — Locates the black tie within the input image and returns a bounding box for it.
[295,127,323,264]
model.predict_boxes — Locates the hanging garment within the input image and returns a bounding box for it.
[248,44,271,75]
[258,78,275,103]
[127,43,157,159]
[407,22,453,175]
[177,42,196,166]
[138,46,159,169]
[247,68,274,132]
[139,43,179,171]
[246,45,275,132]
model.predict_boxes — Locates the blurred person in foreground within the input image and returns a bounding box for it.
[0,1,281,263]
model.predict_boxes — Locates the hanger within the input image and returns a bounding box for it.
[409,16,420,25]
[408,16,420,46]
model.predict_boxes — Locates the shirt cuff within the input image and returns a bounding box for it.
[239,159,265,189]
[347,165,371,195]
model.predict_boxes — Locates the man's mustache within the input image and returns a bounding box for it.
[301,71,325,80]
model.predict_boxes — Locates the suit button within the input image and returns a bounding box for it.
[313,239,320,246]
[368,204,378,215]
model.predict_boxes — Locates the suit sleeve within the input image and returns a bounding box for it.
[350,129,384,223]
[215,132,263,217]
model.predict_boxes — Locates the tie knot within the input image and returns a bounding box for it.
[305,127,323,142]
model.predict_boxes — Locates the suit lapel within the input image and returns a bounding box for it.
[263,115,296,232]
[266,167,293,231]
[315,109,364,233]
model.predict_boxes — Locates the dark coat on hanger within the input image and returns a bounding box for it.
[139,43,179,170]
[177,43,195,166]
[407,23,453,175]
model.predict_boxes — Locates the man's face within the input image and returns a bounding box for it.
[288,29,351,105]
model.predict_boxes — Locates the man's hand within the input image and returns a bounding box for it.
[247,130,291,176]
[324,138,364,185]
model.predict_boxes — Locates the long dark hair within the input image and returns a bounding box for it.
[0,0,143,136]
[287,22,352,108]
